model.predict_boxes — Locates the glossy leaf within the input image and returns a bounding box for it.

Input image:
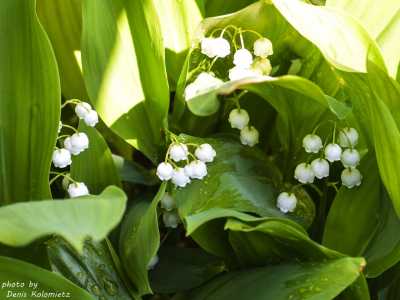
[71,122,121,194]
[0,256,94,300]
[174,136,315,229]
[0,186,126,253]
[37,0,87,99]
[81,0,169,162]
[0,0,60,204]
[149,246,225,293]
[119,183,166,296]
[47,238,136,300]
[327,0,400,77]
[189,257,365,300]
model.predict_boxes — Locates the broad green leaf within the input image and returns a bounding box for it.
[153,0,204,88]
[71,122,121,194]
[174,136,315,229]
[0,256,94,300]
[189,257,365,300]
[119,183,166,296]
[226,218,340,267]
[0,186,126,253]
[205,0,256,17]
[323,153,381,257]
[81,0,169,162]
[149,246,225,293]
[272,0,385,72]
[327,0,400,77]
[0,0,60,204]
[37,0,88,99]
[47,238,136,300]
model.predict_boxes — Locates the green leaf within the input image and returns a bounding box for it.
[0,256,94,300]
[326,0,400,77]
[119,183,166,296]
[174,136,315,230]
[81,0,169,162]
[189,257,365,300]
[323,153,381,257]
[149,246,225,293]
[0,186,126,253]
[37,0,88,99]
[112,155,158,186]
[153,0,204,88]
[205,0,256,17]
[71,122,121,194]
[0,0,60,204]
[47,238,136,300]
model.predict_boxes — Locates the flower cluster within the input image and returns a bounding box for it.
[228,108,259,147]
[184,27,274,101]
[51,100,99,198]
[160,193,180,229]
[295,127,362,188]
[156,142,216,188]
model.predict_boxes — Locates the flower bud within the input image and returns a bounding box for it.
[156,162,174,181]
[163,211,180,228]
[84,110,99,127]
[195,143,216,163]
[253,38,273,58]
[75,102,92,119]
[341,168,362,188]
[147,255,159,270]
[228,66,258,81]
[160,193,176,211]
[341,149,360,168]
[339,127,359,148]
[302,134,323,153]
[67,182,89,198]
[171,168,191,187]
[240,126,259,147]
[228,108,250,130]
[169,143,188,162]
[324,143,342,162]
[251,58,272,76]
[52,149,72,168]
[233,48,253,68]
[294,163,315,184]
[64,132,89,155]
[277,192,297,213]
[311,158,330,179]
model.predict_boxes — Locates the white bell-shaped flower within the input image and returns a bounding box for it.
[195,143,216,163]
[84,110,99,127]
[67,182,89,198]
[75,102,92,119]
[169,143,189,162]
[213,37,231,58]
[171,168,191,187]
[228,66,258,81]
[64,132,89,155]
[277,192,297,213]
[228,108,250,130]
[160,193,176,211]
[341,168,362,188]
[233,48,253,68]
[147,255,159,270]
[240,126,259,147]
[188,160,207,179]
[184,82,198,100]
[251,58,272,76]
[311,158,330,179]
[184,72,224,101]
[201,37,216,58]
[341,149,360,168]
[253,38,274,58]
[339,127,359,148]
[324,143,342,162]
[302,134,323,153]
[52,149,72,168]
[294,163,315,184]
[163,211,180,228]
[157,162,174,181]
